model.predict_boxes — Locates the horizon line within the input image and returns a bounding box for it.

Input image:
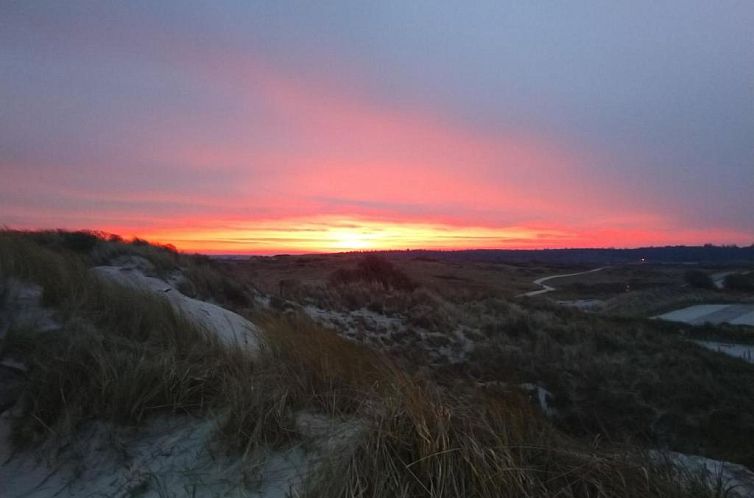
[201,243,754,258]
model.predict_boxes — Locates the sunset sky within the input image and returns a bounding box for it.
[2,2,753,253]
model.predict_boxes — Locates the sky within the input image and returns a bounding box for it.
[1,1,753,253]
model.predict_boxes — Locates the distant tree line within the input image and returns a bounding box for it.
[380,245,754,265]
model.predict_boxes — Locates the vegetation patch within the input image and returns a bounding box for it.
[685,270,715,290]
[330,255,417,291]
[467,305,754,468]
[725,273,754,292]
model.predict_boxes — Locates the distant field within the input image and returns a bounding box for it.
[238,255,754,319]
[238,252,577,299]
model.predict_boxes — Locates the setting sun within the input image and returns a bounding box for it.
[329,229,374,251]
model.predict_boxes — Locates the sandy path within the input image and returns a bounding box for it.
[517,267,608,298]
[711,271,736,289]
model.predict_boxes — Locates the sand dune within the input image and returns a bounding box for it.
[92,265,261,352]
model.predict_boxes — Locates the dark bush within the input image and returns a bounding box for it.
[724,273,754,292]
[329,268,353,286]
[27,230,102,253]
[60,230,100,252]
[177,260,250,308]
[329,255,417,291]
[683,270,714,289]
[131,237,150,246]
[221,279,248,306]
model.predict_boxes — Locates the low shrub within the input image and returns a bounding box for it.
[330,255,417,291]
[468,311,754,468]
[178,260,251,308]
[724,273,754,291]
[684,270,714,290]
[59,230,100,252]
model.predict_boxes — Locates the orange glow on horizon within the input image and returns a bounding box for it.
[125,215,751,255]
[136,216,563,254]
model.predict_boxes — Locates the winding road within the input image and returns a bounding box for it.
[517,267,609,297]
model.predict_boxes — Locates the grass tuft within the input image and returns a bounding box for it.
[330,254,417,292]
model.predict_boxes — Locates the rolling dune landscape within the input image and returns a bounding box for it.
[2,2,753,497]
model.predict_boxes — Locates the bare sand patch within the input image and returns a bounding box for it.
[694,341,754,364]
[656,304,754,326]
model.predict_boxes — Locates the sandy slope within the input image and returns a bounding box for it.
[0,279,60,340]
[91,265,261,352]
[694,340,754,364]
[654,451,754,498]
[0,410,361,498]
[0,414,257,497]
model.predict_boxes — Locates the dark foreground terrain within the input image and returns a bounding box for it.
[1,229,753,497]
